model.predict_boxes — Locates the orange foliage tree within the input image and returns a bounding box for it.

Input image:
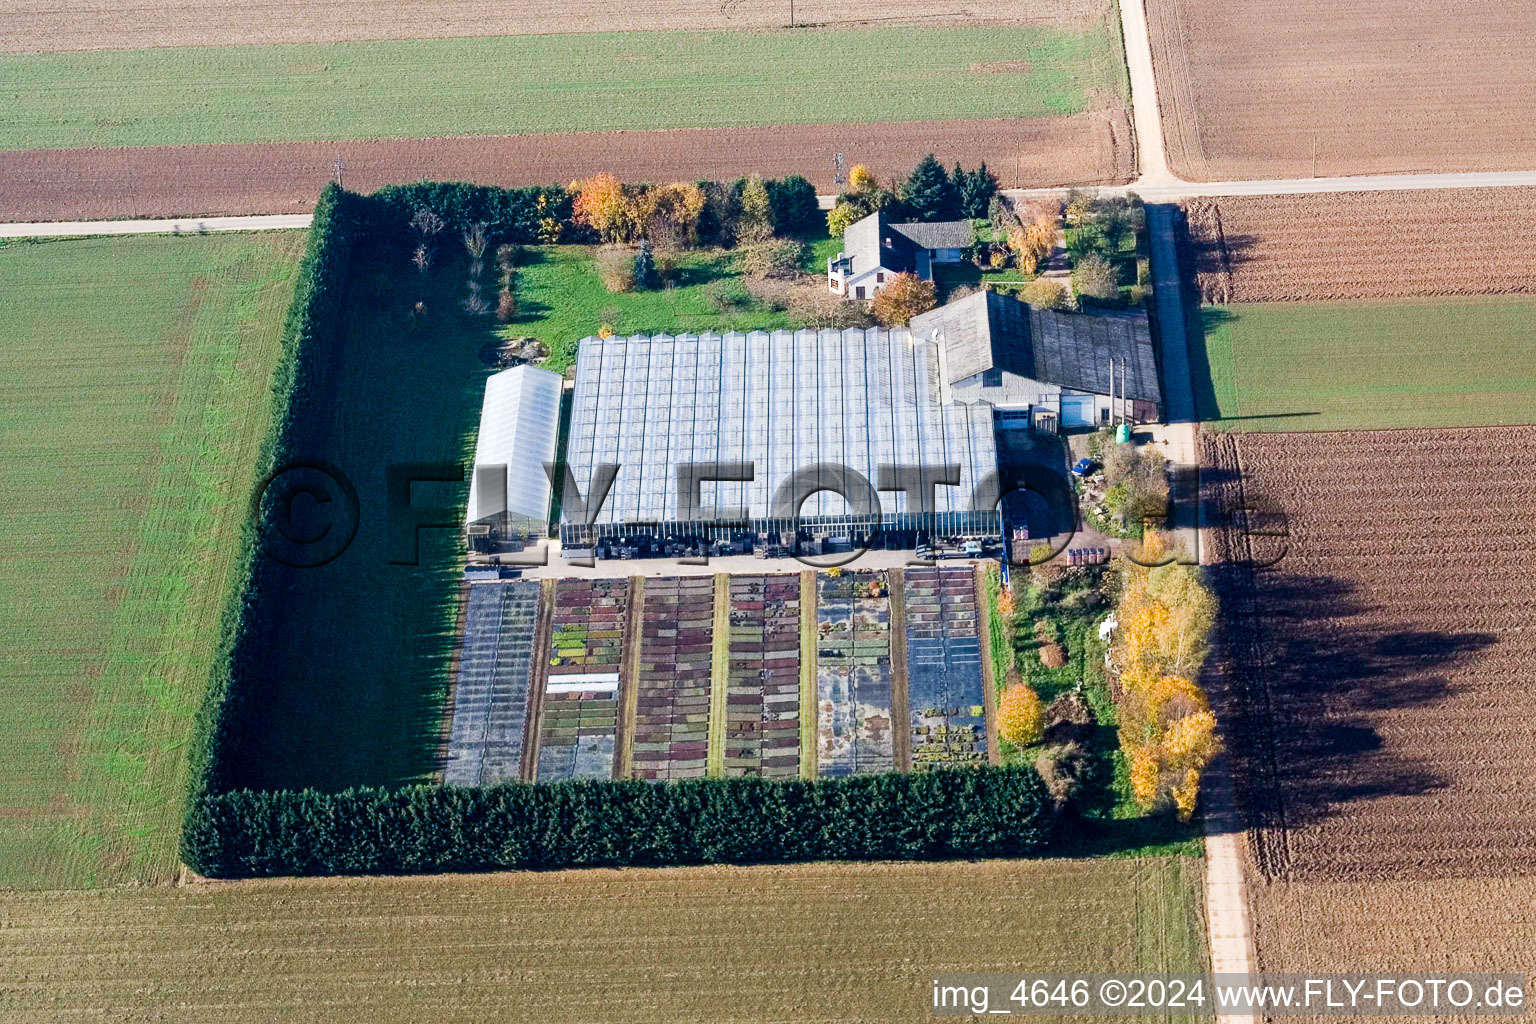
[870,272,937,326]
[572,172,634,242]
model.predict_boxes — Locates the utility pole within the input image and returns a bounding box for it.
[333,155,347,188]
[1107,358,1115,428]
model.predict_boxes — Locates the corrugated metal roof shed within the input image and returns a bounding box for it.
[467,363,563,526]
[912,291,1161,404]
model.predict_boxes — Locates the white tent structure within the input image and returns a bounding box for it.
[466,364,562,549]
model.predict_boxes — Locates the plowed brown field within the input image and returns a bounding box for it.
[1145,0,1536,180]
[1204,428,1536,882]
[1,0,1103,53]
[0,114,1133,222]
[1183,190,1536,303]
[1203,428,1536,1005]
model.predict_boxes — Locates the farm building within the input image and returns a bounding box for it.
[910,290,1161,428]
[464,363,563,552]
[561,328,1000,554]
[827,211,973,299]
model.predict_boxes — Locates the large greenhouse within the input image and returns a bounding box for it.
[559,328,1001,551]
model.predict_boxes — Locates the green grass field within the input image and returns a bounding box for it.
[0,25,1127,150]
[1195,298,1536,432]
[0,232,303,888]
[224,241,815,792]
[0,858,1210,1022]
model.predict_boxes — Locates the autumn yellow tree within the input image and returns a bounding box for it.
[1110,531,1221,819]
[998,683,1045,747]
[847,163,877,196]
[572,172,634,242]
[640,182,707,246]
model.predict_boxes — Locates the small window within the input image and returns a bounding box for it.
[877,272,885,283]
[1101,407,1111,422]
[855,286,866,300]
[982,369,1003,388]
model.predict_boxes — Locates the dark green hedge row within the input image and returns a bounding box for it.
[180,182,361,824]
[185,768,1053,878]
[357,174,822,241]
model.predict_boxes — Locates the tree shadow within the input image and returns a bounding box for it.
[1203,558,1497,871]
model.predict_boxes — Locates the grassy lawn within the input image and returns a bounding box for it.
[511,246,799,372]
[223,241,816,792]
[1195,298,1536,431]
[0,25,1128,151]
[0,232,303,889]
[0,857,1210,1022]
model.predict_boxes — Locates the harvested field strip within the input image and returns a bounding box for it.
[722,574,804,779]
[903,567,989,770]
[815,572,897,778]
[0,26,1127,151]
[0,231,301,889]
[1182,190,1536,304]
[0,857,1211,1023]
[1195,298,1536,432]
[1203,429,1536,881]
[631,576,715,781]
[1144,0,1536,180]
[0,113,1136,223]
[535,579,630,782]
[442,580,541,786]
[2,0,1113,53]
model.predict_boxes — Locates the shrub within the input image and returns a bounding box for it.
[743,277,791,312]
[786,282,876,328]
[1037,618,1068,669]
[870,272,936,327]
[495,243,521,272]
[998,684,1045,747]
[735,239,807,280]
[738,175,775,243]
[826,201,863,238]
[1072,254,1122,304]
[595,245,637,292]
[764,175,821,236]
[496,289,517,322]
[1021,278,1071,310]
[632,241,658,290]
[707,278,754,312]
[1034,742,1097,814]
[182,768,1055,878]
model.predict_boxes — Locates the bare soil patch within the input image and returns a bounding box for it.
[0,114,1133,222]
[1,0,1106,53]
[1182,189,1536,303]
[1203,427,1536,883]
[1145,0,1536,180]
[970,60,1034,74]
[1204,427,1536,1005]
